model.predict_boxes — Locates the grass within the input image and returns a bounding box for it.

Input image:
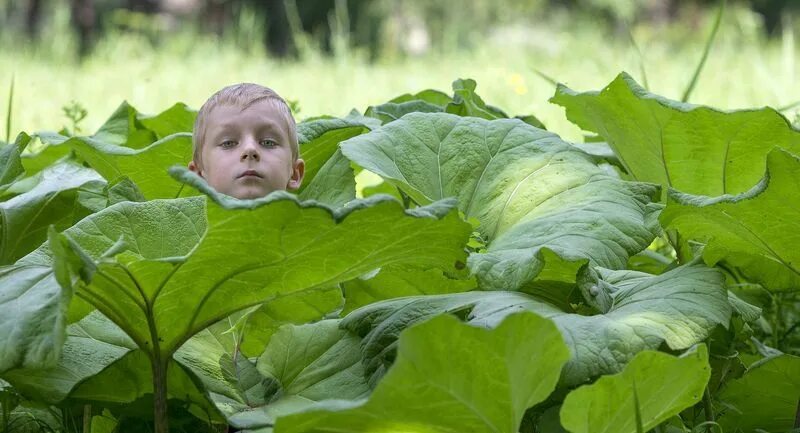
[0,5,798,143]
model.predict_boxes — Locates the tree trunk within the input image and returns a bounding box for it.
[25,0,43,39]
[69,0,96,58]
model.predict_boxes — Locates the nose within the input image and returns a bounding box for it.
[240,139,260,162]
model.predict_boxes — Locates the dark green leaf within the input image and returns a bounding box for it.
[276,312,569,433]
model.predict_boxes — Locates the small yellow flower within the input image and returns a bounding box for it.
[508,73,528,95]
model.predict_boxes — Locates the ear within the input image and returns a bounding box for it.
[287,158,305,190]
[188,160,204,178]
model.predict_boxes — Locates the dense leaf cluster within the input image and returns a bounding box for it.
[0,75,798,432]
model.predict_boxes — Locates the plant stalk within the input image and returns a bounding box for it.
[794,397,800,429]
[624,21,649,90]
[4,74,13,144]
[774,293,783,350]
[146,291,169,432]
[681,0,726,102]
[151,357,169,433]
[702,387,715,427]
[2,394,10,433]
[82,405,91,433]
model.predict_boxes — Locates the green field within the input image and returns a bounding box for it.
[3,6,798,142]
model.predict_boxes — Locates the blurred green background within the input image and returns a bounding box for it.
[1,0,798,141]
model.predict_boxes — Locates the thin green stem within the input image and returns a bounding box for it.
[625,21,649,90]
[4,74,13,144]
[173,182,185,199]
[533,69,558,87]
[703,387,715,427]
[781,320,800,344]
[774,293,784,349]
[96,268,147,311]
[633,378,644,433]
[2,393,11,433]
[145,288,169,432]
[682,0,726,103]
[82,405,91,433]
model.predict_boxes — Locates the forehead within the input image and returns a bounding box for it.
[205,99,289,133]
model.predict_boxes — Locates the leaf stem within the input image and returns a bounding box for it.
[682,0,726,103]
[781,320,800,344]
[633,378,644,433]
[533,69,558,87]
[4,74,13,144]
[702,387,715,427]
[151,356,169,433]
[624,21,649,90]
[82,405,91,433]
[773,293,783,350]
[794,398,800,429]
[144,293,170,432]
[1,392,11,432]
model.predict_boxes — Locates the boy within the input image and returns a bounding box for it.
[189,83,305,199]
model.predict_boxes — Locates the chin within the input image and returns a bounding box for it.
[234,187,273,199]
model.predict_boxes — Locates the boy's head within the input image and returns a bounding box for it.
[189,83,304,199]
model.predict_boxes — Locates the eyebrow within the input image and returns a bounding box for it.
[209,124,286,146]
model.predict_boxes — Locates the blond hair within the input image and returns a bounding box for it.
[192,83,298,166]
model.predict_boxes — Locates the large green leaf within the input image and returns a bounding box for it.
[0,404,60,433]
[551,72,800,196]
[256,320,369,404]
[388,89,452,106]
[0,193,205,373]
[19,102,194,180]
[297,149,355,207]
[341,264,475,315]
[239,287,343,357]
[137,103,196,139]
[0,174,145,372]
[174,318,271,410]
[64,133,194,200]
[446,78,509,120]
[0,260,68,372]
[0,311,135,404]
[661,148,800,291]
[445,78,545,129]
[68,349,221,422]
[365,100,443,124]
[93,101,194,148]
[175,318,368,431]
[340,112,660,290]
[296,117,372,193]
[0,133,28,192]
[342,262,729,386]
[559,346,710,433]
[0,162,104,265]
[717,354,800,432]
[19,132,74,178]
[50,168,470,362]
[275,312,569,433]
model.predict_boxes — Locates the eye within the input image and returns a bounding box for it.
[220,140,237,149]
[260,139,278,148]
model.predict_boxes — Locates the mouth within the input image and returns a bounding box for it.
[237,170,263,179]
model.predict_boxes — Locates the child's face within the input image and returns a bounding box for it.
[189,100,304,199]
